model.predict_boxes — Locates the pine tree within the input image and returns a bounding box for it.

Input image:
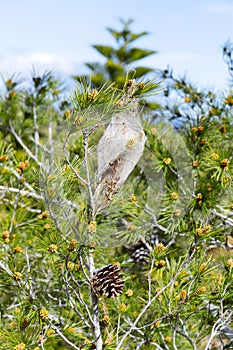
[1,28,233,350]
[73,18,156,88]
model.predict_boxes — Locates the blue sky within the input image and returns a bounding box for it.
[1,0,233,91]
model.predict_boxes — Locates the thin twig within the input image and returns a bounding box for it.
[9,123,42,167]
[29,136,50,153]
[0,185,42,200]
[211,209,233,227]
[148,254,155,303]
[14,218,40,228]
[178,318,198,350]
[1,165,37,194]
[67,272,94,326]
[62,131,87,185]
[1,198,41,213]
[82,129,102,350]
[8,182,22,234]
[172,326,179,350]
[63,271,92,328]
[25,247,35,299]
[116,313,121,346]
[33,104,39,159]
[82,130,95,217]
[50,323,80,350]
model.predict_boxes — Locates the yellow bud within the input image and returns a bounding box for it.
[88,89,98,100]
[226,258,233,269]
[155,243,165,253]
[163,157,172,165]
[13,246,22,253]
[65,109,71,118]
[68,239,77,251]
[102,315,110,324]
[171,192,178,200]
[14,272,23,281]
[220,158,230,170]
[39,308,49,320]
[156,288,163,301]
[2,167,9,173]
[67,261,75,270]
[180,289,187,302]
[46,328,55,337]
[130,194,137,202]
[65,327,75,334]
[196,225,211,237]
[198,263,207,274]
[48,244,58,253]
[217,273,223,285]
[120,303,127,312]
[127,224,137,231]
[88,221,96,234]
[0,154,8,162]
[2,231,9,239]
[18,162,26,171]
[184,96,191,103]
[155,260,166,268]
[14,344,26,350]
[196,286,206,295]
[113,261,121,268]
[125,289,133,297]
[24,160,30,168]
[165,336,172,343]
[20,177,26,184]
[38,211,49,219]
[192,160,199,167]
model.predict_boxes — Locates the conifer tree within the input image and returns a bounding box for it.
[1,25,233,350]
[73,18,156,88]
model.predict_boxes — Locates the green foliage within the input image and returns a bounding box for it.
[74,19,157,89]
[1,27,233,350]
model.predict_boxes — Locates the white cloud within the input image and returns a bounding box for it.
[0,52,84,78]
[0,50,229,92]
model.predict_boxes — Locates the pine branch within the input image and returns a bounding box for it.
[63,271,92,328]
[9,123,42,167]
[1,198,41,213]
[81,128,102,349]
[0,185,42,200]
[116,243,197,349]
[49,323,81,350]
[63,131,88,185]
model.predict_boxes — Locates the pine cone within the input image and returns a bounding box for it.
[92,264,124,298]
[130,244,150,264]
[126,226,168,265]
